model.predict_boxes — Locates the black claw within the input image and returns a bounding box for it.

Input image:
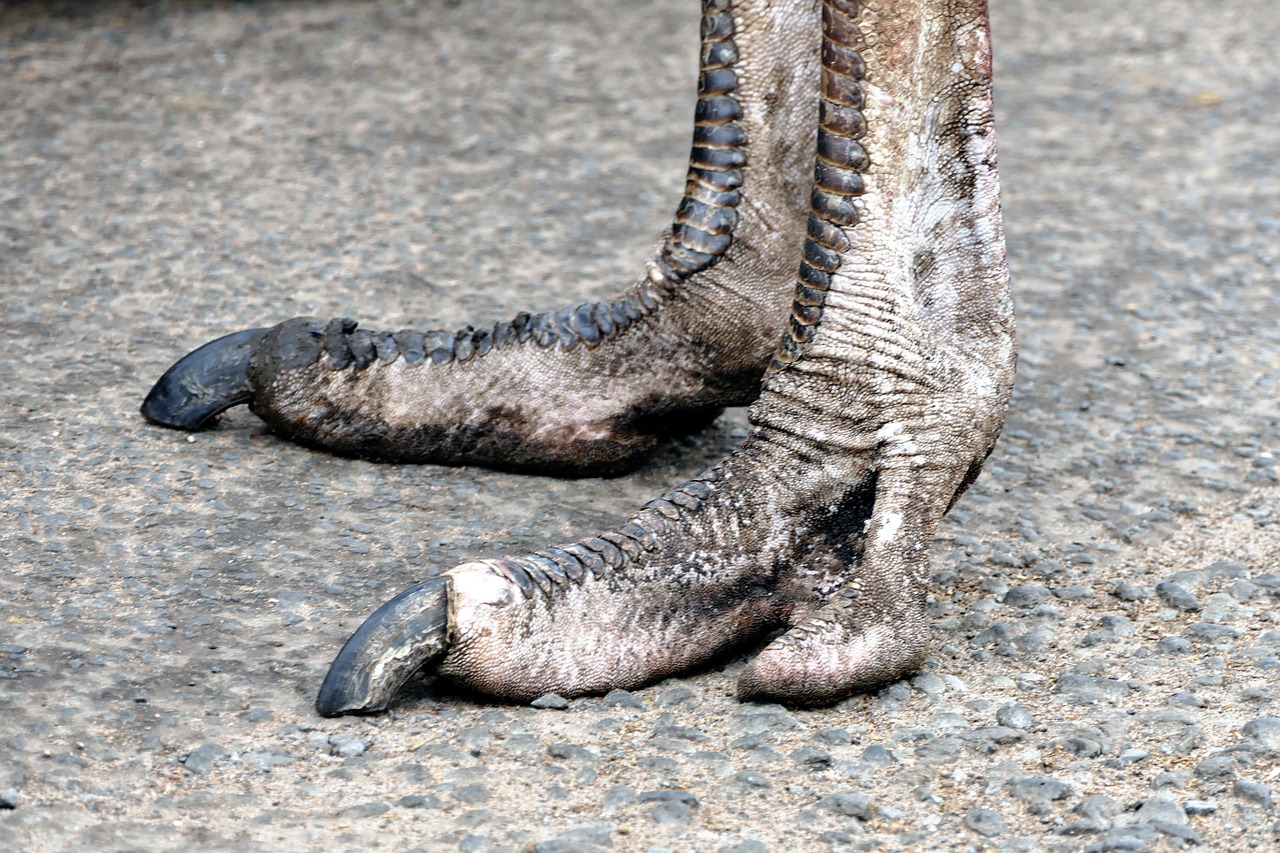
[140,327,269,430]
[315,576,452,717]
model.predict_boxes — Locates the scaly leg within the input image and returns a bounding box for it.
[142,0,822,476]
[317,0,1016,715]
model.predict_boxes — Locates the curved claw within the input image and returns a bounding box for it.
[140,327,269,430]
[315,576,453,717]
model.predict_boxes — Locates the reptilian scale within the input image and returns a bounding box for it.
[142,0,1016,716]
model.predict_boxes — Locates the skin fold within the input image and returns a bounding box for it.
[305,0,1016,716]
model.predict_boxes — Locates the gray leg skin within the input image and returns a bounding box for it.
[143,0,822,477]
[319,0,1016,715]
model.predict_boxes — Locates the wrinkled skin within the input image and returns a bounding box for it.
[143,0,1016,716]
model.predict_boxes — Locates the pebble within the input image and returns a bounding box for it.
[656,686,694,707]
[1241,716,1280,754]
[650,802,694,825]
[182,742,228,775]
[1056,674,1132,704]
[547,742,596,762]
[1003,585,1053,607]
[1157,636,1193,653]
[329,735,368,758]
[0,790,18,810]
[790,748,832,767]
[860,745,895,766]
[531,694,569,710]
[964,807,1005,837]
[601,689,646,710]
[1193,755,1238,781]
[601,785,635,813]
[1112,581,1149,601]
[720,841,767,853]
[1184,800,1217,816]
[336,802,390,819]
[814,727,853,745]
[1156,581,1200,612]
[397,794,439,809]
[996,702,1035,730]
[449,784,490,805]
[1183,622,1240,642]
[817,792,872,820]
[638,790,699,807]
[735,771,771,789]
[1233,780,1273,808]
[539,821,615,850]
[1008,777,1073,814]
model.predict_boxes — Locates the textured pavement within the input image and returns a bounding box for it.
[2,1,1279,850]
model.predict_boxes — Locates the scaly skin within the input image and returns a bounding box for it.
[317,0,1016,715]
[145,0,822,477]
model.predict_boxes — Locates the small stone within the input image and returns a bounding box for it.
[719,841,767,853]
[449,784,490,805]
[182,742,228,775]
[1194,755,1238,781]
[1132,795,1187,826]
[736,707,802,733]
[547,742,596,762]
[815,727,853,745]
[458,834,488,853]
[243,748,297,770]
[546,821,616,849]
[735,770,771,789]
[817,791,872,820]
[1056,674,1131,704]
[911,672,946,695]
[1152,771,1189,789]
[650,801,693,824]
[1008,777,1073,814]
[1053,736,1102,758]
[1003,585,1053,607]
[1075,795,1118,822]
[969,726,1024,746]
[1183,622,1240,642]
[1166,691,1203,708]
[1112,581,1149,601]
[531,693,570,710]
[638,790,699,807]
[329,735,368,758]
[1156,636,1193,654]
[336,801,390,819]
[0,790,18,809]
[397,794,438,809]
[656,686,694,707]
[601,689,647,710]
[963,807,1004,837]
[860,744,895,765]
[1183,800,1217,816]
[601,785,635,814]
[1207,559,1250,577]
[1156,581,1200,612]
[1233,780,1274,808]
[1241,716,1280,754]
[996,702,1034,730]
[791,747,832,767]
[1230,580,1260,601]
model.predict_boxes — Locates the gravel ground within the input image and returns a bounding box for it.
[2,0,1279,850]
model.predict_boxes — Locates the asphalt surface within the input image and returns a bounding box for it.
[2,1,1279,850]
